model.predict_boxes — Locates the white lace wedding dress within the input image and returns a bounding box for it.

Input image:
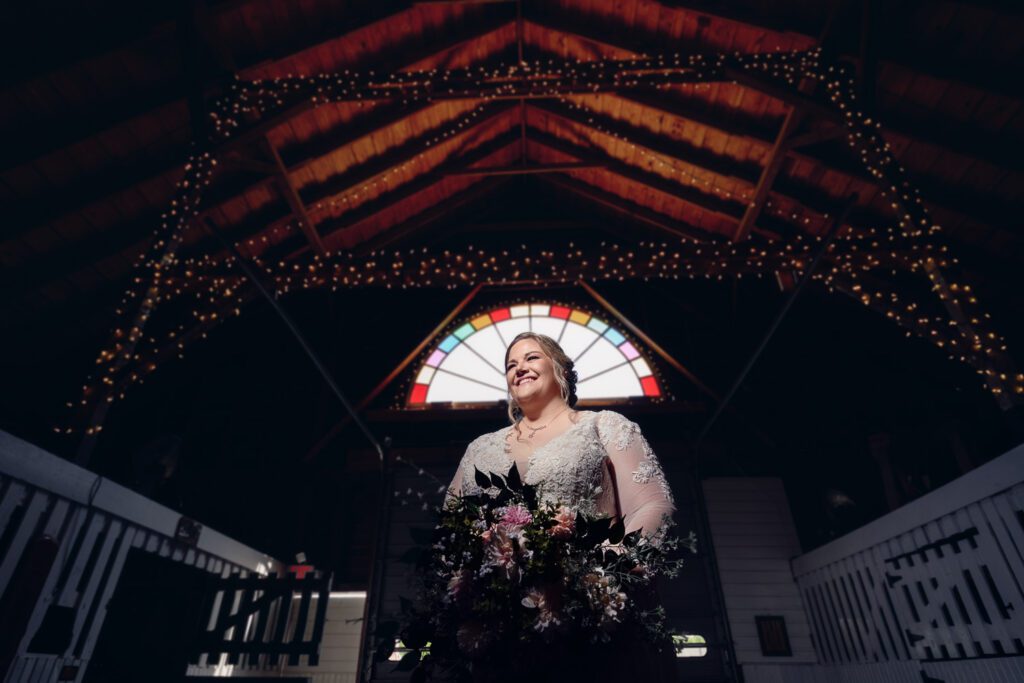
[448,410,679,681]
[450,410,675,540]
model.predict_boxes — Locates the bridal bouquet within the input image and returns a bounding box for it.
[376,464,697,682]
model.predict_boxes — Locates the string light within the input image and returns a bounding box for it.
[59,48,1020,435]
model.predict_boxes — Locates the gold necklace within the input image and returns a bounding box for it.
[521,406,570,439]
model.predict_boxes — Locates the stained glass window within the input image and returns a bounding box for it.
[407,303,663,406]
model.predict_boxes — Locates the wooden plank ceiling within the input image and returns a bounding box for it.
[2,0,1022,336]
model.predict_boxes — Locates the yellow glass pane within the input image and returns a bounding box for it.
[569,310,590,325]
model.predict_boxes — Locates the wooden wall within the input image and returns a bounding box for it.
[702,477,818,670]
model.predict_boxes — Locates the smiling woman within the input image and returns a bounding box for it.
[440,332,680,680]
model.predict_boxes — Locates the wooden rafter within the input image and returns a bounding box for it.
[732,107,808,243]
[446,162,604,176]
[528,127,745,225]
[263,136,326,256]
[538,173,712,242]
[282,130,523,260]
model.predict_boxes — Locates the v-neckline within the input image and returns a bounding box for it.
[504,411,596,481]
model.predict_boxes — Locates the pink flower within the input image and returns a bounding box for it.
[480,528,493,544]
[482,524,528,581]
[548,506,576,540]
[521,586,561,631]
[446,568,471,602]
[499,504,533,528]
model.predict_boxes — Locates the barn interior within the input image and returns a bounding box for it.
[2,1,1024,682]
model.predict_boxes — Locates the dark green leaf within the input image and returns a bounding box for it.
[608,519,625,545]
[523,484,538,508]
[474,467,492,489]
[394,650,420,671]
[623,529,642,547]
[490,473,507,491]
[604,550,619,565]
[506,463,523,490]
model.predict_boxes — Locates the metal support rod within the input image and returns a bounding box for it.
[201,217,385,462]
[695,194,858,447]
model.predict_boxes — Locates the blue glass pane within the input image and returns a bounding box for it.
[604,328,626,346]
[439,335,460,352]
[587,318,608,334]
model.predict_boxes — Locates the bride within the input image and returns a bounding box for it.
[447,331,678,680]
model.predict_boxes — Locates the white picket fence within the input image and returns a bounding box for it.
[748,441,1024,682]
[0,431,283,683]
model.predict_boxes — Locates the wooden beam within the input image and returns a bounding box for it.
[733,109,805,243]
[353,177,510,255]
[446,162,604,176]
[302,281,487,463]
[537,173,715,242]
[263,137,326,256]
[578,279,721,402]
[528,127,746,224]
[530,98,762,185]
[278,130,522,260]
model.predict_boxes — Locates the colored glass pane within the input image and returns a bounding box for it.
[550,305,571,319]
[604,328,626,345]
[409,384,429,404]
[407,302,667,406]
[620,341,640,360]
[569,310,590,325]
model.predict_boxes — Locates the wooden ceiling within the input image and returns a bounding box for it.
[3,0,1023,343]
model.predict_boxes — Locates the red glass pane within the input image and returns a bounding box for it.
[409,384,429,404]
[549,305,571,319]
[490,308,511,322]
[641,376,660,397]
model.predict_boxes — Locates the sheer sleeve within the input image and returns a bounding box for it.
[444,437,477,506]
[597,411,675,541]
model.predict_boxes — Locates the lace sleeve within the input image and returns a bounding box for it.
[445,437,477,505]
[597,411,675,540]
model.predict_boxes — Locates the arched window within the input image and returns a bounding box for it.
[407,303,663,406]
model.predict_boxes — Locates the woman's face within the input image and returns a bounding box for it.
[506,339,560,407]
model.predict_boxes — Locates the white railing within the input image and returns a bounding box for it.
[0,431,282,683]
[785,442,1024,680]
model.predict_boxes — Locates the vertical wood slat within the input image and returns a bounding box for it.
[977,494,1024,603]
[0,481,28,555]
[67,519,122,658]
[308,574,331,666]
[918,519,982,657]
[952,506,1018,651]
[57,515,106,608]
[74,526,137,662]
[0,490,50,593]
[290,578,314,665]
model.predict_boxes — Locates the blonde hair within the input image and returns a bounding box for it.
[504,332,578,423]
